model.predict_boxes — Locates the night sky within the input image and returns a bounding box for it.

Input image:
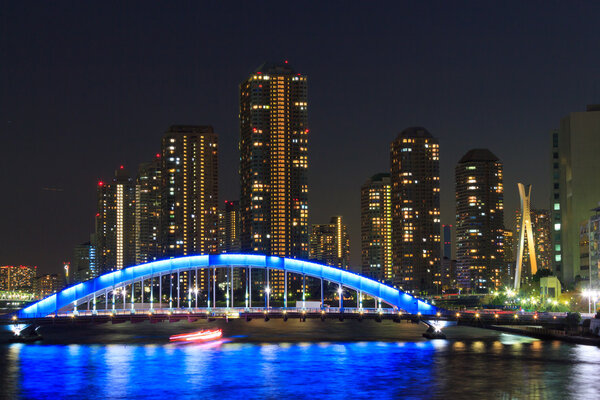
[2,1,600,274]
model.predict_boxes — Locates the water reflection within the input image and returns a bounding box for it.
[1,338,600,399]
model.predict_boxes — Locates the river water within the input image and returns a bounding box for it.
[1,322,599,399]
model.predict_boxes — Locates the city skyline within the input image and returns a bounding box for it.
[3,2,600,275]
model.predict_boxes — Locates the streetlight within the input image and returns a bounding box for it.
[582,289,598,313]
[265,286,271,310]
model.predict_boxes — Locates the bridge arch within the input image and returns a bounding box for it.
[17,254,438,318]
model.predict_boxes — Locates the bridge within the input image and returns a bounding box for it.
[5,254,581,342]
[8,254,443,323]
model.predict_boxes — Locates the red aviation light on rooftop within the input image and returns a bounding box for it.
[284,60,288,64]
[156,153,161,159]
[98,181,104,187]
[120,165,124,169]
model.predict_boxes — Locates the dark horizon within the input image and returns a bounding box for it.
[2,1,600,274]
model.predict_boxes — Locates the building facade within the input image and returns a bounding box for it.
[161,125,219,258]
[0,265,36,292]
[360,173,393,282]
[135,156,162,264]
[455,149,504,292]
[310,216,350,270]
[95,167,136,274]
[551,105,600,286]
[390,127,441,294]
[33,274,61,300]
[502,228,515,286]
[239,62,309,296]
[218,200,242,289]
[218,200,241,254]
[72,239,97,283]
[579,206,600,289]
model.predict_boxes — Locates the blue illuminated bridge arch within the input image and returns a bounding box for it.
[17,254,439,319]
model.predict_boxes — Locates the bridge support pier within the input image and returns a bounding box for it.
[422,320,447,340]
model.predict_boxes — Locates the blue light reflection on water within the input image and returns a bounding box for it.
[3,338,600,399]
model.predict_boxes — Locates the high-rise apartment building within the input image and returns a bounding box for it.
[72,239,97,283]
[33,274,61,299]
[360,173,393,282]
[455,149,504,292]
[218,200,242,289]
[239,62,309,258]
[0,265,37,292]
[239,62,308,296]
[580,206,600,287]
[310,216,350,270]
[390,127,441,294]
[161,125,218,258]
[502,228,515,285]
[135,156,162,264]
[218,200,240,254]
[96,167,136,274]
[551,105,600,286]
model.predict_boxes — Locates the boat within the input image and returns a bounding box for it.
[169,329,223,342]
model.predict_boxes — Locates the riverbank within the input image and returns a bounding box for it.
[487,325,600,347]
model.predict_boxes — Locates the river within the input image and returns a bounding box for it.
[1,322,599,399]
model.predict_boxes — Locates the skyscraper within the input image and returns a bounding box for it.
[218,200,241,289]
[72,239,97,283]
[502,228,515,285]
[218,200,240,254]
[390,127,441,294]
[161,125,218,258]
[360,173,392,282]
[551,105,600,286]
[442,224,454,259]
[239,62,308,296]
[455,149,504,292]
[96,167,136,274]
[239,62,309,258]
[309,216,350,270]
[135,156,162,264]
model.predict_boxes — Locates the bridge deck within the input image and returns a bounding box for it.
[4,307,570,329]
